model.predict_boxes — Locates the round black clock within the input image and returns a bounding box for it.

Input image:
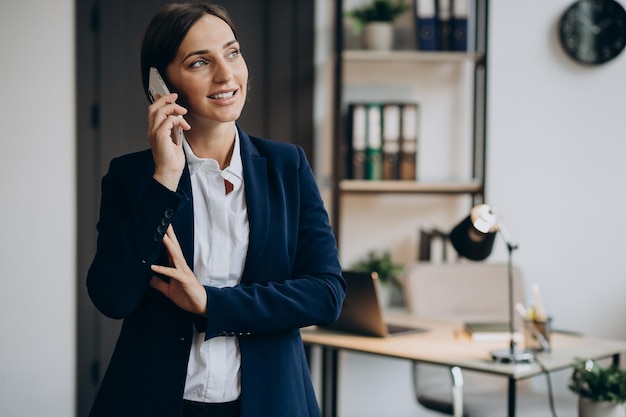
[559,0,626,65]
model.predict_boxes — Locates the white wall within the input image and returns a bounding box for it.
[488,1,626,341]
[0,1,76,416]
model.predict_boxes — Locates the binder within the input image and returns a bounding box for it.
[349,104,367,180]
[451,0,469,51]
[382,104,401,180]
[365,104,383,181]
[400,104,418,180]
[437,0,452,51]
[415,0,438,51]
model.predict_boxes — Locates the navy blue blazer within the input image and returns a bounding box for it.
[86,127,345,417]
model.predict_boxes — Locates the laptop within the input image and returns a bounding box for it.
[324,271,428,337]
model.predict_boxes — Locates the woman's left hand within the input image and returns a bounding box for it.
[150,225,208,315]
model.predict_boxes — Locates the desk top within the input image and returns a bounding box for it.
[301,312,626,380]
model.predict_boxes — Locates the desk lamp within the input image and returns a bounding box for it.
[449,204,535,363]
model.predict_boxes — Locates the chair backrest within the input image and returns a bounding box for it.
[402,262,525,327]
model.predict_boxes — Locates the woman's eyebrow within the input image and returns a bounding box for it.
[182,40,239,61]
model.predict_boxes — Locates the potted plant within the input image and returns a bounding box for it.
[350,250,404,306]
[346,0,409,50]
[569,358,626,417]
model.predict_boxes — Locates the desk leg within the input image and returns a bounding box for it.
[507,377,516,417]
[321,347,338,417]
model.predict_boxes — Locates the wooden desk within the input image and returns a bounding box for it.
[302,313,626,417]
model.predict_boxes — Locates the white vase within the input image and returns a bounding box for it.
[362,22,394,50]
[377,283,404,308]
[579,397,626,417]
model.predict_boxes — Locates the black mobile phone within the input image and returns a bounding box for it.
[148,67,184,145]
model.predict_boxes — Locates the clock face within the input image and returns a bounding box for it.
[559,0,626,65]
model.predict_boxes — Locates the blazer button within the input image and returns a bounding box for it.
[164,208,175,219]
[153,232,161,242]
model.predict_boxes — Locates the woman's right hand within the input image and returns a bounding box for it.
[150,225,208,315]
[147,93,191,191]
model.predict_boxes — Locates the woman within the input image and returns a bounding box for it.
[86,3,345,417]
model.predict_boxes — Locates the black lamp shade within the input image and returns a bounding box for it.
[449,215,496,261]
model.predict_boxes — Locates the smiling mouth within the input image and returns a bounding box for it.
[209,91,236,99]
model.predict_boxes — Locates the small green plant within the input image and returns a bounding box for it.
[346,0,409,28]
[568,358,626,404]
[350,250,403,288]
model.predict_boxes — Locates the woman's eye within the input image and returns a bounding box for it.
[190,60,208,68]
[228,49,241,59]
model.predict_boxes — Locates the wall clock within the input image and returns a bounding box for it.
[559,0,626,65]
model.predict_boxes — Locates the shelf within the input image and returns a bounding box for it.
[331,0,489,251]
[338,180,484,195]
[342,50,484,64]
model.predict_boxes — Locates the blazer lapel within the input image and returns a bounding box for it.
[239,128,269,284]
[173,163,195,269]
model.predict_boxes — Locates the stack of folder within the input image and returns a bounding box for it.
[346,102,419,181]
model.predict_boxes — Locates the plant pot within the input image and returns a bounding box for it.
[377,283,404,307]
[579,397,626,417]
[362,22,393,50]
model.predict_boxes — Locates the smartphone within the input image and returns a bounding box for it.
[148,67,185,145]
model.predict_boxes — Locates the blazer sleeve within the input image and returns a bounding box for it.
[202,145,346,339]
[86,155,190,319]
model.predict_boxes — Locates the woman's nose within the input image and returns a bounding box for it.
[213,59,233,83]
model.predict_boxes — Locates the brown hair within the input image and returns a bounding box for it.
[140,2,237,101]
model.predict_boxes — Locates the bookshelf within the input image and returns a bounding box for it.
[343,49,484,64]
[331,0,489,264]
[338,179,483,194]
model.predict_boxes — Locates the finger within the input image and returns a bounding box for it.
[149,105,188,133]
[153,93,187,117]
[148,93,179,119]
[148,95,188,131]
[150,265,189,288]
[165,225,181,247]
[151,264,184,284]
[163,226,187,266]
[154,92,178,105]
[174,114,191,131]
[149,275,169,295]
[160,102,188,118]
[150,114,190,147]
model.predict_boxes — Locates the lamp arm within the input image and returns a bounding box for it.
[492,207,518,252]
[491,207,519,355]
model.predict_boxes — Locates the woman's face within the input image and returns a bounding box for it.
[167,13,248,127]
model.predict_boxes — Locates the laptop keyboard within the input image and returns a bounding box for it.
[386,323,428,335]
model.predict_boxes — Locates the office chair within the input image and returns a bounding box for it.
[402,261,527,417]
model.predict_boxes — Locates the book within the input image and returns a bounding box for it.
[382,104,401,180]
[415,0,438,51]
[464,322,523,343]
[437,0,452,51]
[399,103,418,180]
[348,104,367,180]
[365,104,383,180]
[451,0,469,51]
